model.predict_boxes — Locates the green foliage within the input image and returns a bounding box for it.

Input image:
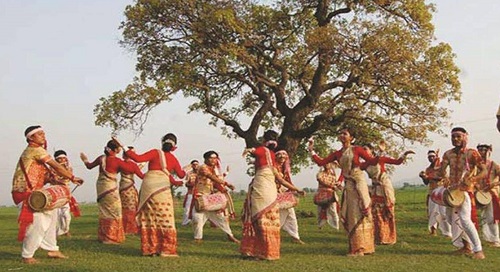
[95,0,461,167]
[2,189,500,271]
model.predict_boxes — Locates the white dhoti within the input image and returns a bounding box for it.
[21,209,59,258]
[449,193,482,252]
[57,203,71,236]
[428,197,451,236]
[479,202,500,243]
[192,209,234,239]
[318,202,340,230]
[182,194,193,226]
[279,208,300,240]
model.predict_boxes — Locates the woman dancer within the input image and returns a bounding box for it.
[308,128,378,256]
[119,147,144,234]
[361,143,413,245]
[81,140,139,244]
[121,133,186,257]
[240,130,303,260]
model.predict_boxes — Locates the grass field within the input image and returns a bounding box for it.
[1,187,499,272]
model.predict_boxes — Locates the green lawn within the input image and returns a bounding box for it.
[1,187,499,271]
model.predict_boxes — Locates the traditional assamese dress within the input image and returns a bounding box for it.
[241,146,281,260]
[85,155,136,244]
[12,145,60,258]
[362,156,404,245]
[441,148,483,252]
[277,163,301,241]
[312,146,378,255]
[119,159,144,234]
[476,160,500,244]
[316,169,341,230]
[126,149,185,256]
[422,159,451,236]
[191,164,235,240]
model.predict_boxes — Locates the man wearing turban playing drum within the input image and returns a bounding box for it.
[191,150,240,244]
[475,144,500,247]
[11,125,83,264]
[437,127,487,260]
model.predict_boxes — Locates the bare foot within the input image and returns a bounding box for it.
[347,251,364,257]
[292,238,306,245]
[102,240,120,245]
[472,251,485,260]
[159,253,179,258]
[22,257,38,264]
[227,235,241,244]
[47,251,68,259]
[453,247,472,255]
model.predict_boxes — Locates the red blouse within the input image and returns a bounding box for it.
[361,156,404,173]
[125,149,186,178]
[121,159,145,179]
[312,146,378,168]
[85,155,138,174]
[252,146,276,169]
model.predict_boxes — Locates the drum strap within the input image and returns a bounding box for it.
[19,158,33,191]
[225,192,236,219]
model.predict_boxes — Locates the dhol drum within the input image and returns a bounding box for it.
[313,188,336,207]
[475,190,492,207]
[194,192,228,212]
[28,185,71,212]
[276,191,299,210]
[430,186,465,208]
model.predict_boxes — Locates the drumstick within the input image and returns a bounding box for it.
[71,185,80,194]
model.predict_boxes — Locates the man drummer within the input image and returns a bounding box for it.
[182,159,199,226]
[52,150,81,237]
[437,127,487,259]
[476,144,500,247]
[11,126,83,264]
[419,150,451,237]
[191,150,239,244]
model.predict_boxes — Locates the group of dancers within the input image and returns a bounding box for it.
[11,124,498,264]
[419,127,500,260]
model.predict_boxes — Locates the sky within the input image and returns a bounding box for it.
[0,1,499,206]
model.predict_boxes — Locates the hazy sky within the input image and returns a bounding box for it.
[1,1,499,206]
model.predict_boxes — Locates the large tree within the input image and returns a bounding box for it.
[95,0,460,169]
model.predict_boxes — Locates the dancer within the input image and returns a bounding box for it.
[191,151,239,243]
[51,150,81,237]
[81,140,137,244]
[12,125,83,264]
[315,162,342,230]
[476,144,500,247]
[240,130,304,260]
[119,147,144,234]
[308,128,379,257]
[182,160,199,226]
[437,127,487,259]
[362,143,414,245]
[419,150,451,237]
[275,150,304,244]
[122,133,186,257]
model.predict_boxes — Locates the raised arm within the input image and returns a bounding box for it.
[80,153,102,170]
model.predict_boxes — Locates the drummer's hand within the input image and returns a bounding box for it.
[73,177,84,186]
[80,153,89,163]
[226,183,235,190]
[419,171,426,179]
[296,190,306,196]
